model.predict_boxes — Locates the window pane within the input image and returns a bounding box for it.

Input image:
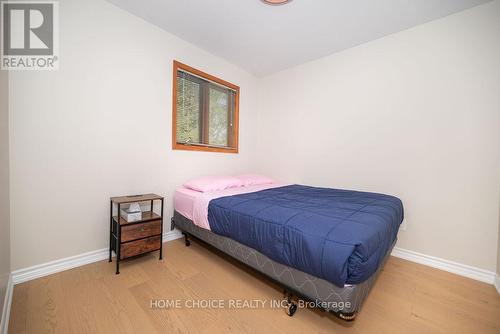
[176,76,201,144]
[173,62,239,153]
[209,87,229,146]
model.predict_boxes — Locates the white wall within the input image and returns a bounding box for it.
[0,59,10,313]
[257,1,500,271]
[7,0,500,275]
[8,0,259,270]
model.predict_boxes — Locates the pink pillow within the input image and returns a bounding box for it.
[183,176,243,192]
[237,174,274,186]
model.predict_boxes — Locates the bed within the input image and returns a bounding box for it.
[172,181,404,320]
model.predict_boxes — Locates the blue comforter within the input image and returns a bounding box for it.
[208,185,403,287]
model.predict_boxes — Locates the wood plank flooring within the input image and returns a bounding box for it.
[8,239,500,333]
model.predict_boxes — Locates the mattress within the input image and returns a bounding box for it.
[174,183,288,230]
[174,187,199,221]
[209,185,404,287]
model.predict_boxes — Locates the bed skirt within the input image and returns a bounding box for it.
[172,210,393,320]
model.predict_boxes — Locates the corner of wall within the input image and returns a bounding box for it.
[496,188,500,292]
[0,67,12,334]
[0,274,13,334]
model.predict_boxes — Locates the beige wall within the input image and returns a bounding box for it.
[8,0,259,270]
[0,65,10,310]
[257,1,500,271]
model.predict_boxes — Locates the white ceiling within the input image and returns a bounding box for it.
[107,0,490,77]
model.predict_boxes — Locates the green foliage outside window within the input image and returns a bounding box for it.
[176,71,234,148]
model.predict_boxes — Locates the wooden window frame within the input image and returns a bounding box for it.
[172,60,240,154]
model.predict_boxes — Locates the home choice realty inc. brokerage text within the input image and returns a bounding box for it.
[150,298,351,310]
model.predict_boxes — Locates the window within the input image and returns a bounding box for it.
[172,61,239,153]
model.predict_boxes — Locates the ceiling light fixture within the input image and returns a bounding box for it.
[262,0,291,5]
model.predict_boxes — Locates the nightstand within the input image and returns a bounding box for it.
[109,194,164,274]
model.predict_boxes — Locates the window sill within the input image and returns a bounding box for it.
[173,143,238,154]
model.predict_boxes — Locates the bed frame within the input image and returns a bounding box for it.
[172,210,393,321]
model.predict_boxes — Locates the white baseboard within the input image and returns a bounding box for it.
[12,230,183,285]
[0,274,13,334]
[163,229,183,242]
[12,248,109,285]
[9,231,496,291]
[391,247,496,284]
[495,274,500,295]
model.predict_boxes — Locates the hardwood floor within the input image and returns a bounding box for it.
[9,239,500,334]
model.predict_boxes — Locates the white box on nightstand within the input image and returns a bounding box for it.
[120,208,142,222]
